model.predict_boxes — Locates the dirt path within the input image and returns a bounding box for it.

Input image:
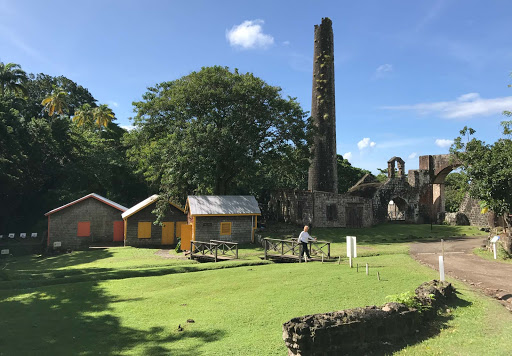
[410,236,512,311]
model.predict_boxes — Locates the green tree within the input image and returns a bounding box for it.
[451,122,512,252]
[0,62,28,98]
[444,172,469,213]
[41,87,69,116]
[337,155,371,192]
[73,103,95,127]
[93,104,115,129]
[127,66,310,204]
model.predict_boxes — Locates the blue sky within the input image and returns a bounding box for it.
[1,0,511,173]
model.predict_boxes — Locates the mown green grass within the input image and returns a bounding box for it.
[0,224,508,355]
[473,246,512,264]
[1,253,511,355]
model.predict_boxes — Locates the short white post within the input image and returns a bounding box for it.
[439,255,445,281]
[346,236,357,258]
[349,256,352,268]
[491,236,500,260]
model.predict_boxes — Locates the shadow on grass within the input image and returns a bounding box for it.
[0,281,226,356]
[365,293,473,356]
[263,223,485,246]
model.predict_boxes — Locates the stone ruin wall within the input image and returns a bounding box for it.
[282,280,455,356]
[269,190,373,228]
[459,193,491,227]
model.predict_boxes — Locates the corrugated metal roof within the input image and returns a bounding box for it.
[121,195,185,219]
[187,195,261,215]
[121,194,159,219]
[44,193,128,216]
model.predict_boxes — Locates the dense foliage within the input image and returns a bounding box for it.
[444,172,469,212]
[126,66,311,208]
[0,62,147,232]
[451,122,512,251]
[337,155,370,192]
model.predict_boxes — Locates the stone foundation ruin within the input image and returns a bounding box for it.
[282,280,455,355]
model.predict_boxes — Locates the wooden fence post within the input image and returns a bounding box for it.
[264,239,268,260]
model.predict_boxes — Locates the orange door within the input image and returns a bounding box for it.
[113,221,124,241]
[176,221,186,238]
[181,224,192,250]
[161,222,175,245]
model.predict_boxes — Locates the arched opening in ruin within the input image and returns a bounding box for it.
[387,197,407,221]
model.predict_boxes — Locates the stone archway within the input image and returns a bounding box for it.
[419,154,461,222]
[387,196,407,221]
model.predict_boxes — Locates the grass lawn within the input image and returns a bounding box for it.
[473,246,512,264]
[0,224,509,355]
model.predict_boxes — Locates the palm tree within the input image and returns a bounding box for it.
[72,103,95,127]
[0,62,28,98]
[93,104,115,129]
[41,87,69,116]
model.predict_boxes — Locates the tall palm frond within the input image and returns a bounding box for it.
[0,62,28,98]
[42,87,69,116]
[73,103,95,126]
[93,104,115,129]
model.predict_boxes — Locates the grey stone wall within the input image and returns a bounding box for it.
[195,216,255,244]
[125,203,187,247]
[48,198,123,250]
[459,194,491,227]
[269,190,373,228]
[282,280,455,355]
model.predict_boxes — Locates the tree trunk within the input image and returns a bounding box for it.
[502,214,512,254]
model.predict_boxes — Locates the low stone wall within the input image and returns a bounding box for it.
[282,280,455,355]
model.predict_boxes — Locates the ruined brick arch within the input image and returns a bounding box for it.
[419,154,462,220]
[388,196,408,221]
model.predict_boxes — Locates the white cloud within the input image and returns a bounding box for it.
[408,152,417,159]
[376,64,393,77]
[343,152,352,161]
[435,139,453,148]
[108,101,119,108]
[382,93,512,119]
[282,40,290,46]
[357,137,376,150]
[121,125,135,131]
[226,20,274,50]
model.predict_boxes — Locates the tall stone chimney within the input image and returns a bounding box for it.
[308,18,338,193]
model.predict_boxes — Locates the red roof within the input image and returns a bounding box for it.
[44,193,128,216]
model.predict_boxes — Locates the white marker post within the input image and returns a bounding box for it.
[346,236,357,258]
[438,255,445,282]
[491,236,500,260]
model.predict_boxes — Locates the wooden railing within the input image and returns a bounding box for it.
[210,240,239,259]
[263,238,331,261]
[190,240,239,262]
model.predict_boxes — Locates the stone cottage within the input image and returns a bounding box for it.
[184,195,261,246]
[45,193,127,250]
[122,195,187,247]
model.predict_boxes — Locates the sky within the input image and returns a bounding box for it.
[1,0,511,174]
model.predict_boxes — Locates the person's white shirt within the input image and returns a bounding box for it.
[298,231,315,243]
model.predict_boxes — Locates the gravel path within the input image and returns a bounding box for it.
[410,236,512,311]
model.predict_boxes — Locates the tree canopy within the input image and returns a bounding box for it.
[337,155,370,192]
[451,122,512,252]
[126,66,310,205]
[0,62,147,232]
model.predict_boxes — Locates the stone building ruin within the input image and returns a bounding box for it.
[269,18,485,229]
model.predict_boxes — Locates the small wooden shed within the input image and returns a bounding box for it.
[45,193,127,250]
[183,195,261,249]
[122,195,187,247]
